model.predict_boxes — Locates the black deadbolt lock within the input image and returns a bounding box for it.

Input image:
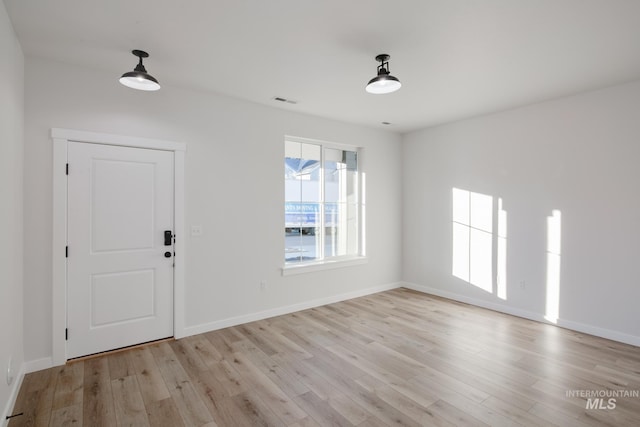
[164,230,172,246]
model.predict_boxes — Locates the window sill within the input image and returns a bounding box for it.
[281,257,368,276]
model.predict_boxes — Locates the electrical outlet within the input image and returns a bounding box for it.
[260,281,266,291]
[519,280,526,290]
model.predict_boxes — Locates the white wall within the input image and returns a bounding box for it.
[23,57,403,363]
[0,1,24,421]
[403,80,640,345]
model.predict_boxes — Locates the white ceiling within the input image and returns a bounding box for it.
[5,0,640,133]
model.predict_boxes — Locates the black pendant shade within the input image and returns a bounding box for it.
[366,54,401,94]
[119,50,160,91]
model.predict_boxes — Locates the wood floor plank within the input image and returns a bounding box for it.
[111,375,150,426]
[8,369,57,427]
[230,390,284,427]
[326,392,371,425]
[528,401,594,427]
[357,415,394,427]
[325,342,408,385]
[24,369,57,394]
[292,391,353,427]
[289,416,323,427]
[169,338,210,378]
[251,319,313,360]
[82,358,115,427]
[149,342,214,426]
[338,380,423,427]
[418,375,555,427]
[183,335,224,368]
[230,351,307,425]
[191,368,231,403]
[281,335,368,383]
[231,339,309,398]
[145,397,186,427]
[302,308,374,346]
[426,399,491,427]
[107,350,136,380]
[130,346,172,405]
[482,395,558,427]
[387,378,440,410]
[270,353,340,401]
[8,390,54,427]
[374,384,455,426]
[203,329,241,362]
[235,323,280,357]
[10,288,640,426]
[407,357,491,405]
[207,360,249,397]
[48,402,82,427]
[51,362,83,410]
[194,389,245,427]
[419,345,538,411]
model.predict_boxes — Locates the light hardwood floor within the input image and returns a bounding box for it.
[8,288,640,426]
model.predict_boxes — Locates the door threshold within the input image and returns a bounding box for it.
[67,336,175,363]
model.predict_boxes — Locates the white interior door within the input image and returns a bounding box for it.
[67,141,174,358]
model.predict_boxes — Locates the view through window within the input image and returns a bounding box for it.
[285,138,360,264]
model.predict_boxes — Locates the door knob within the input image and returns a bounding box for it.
[164,251,172,258]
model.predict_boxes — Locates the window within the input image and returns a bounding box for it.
[285,138,362,267]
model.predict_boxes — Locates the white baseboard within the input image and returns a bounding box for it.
[402,281,547,322]
[2,362,25,427]
[402,281,640,347]
[180,282,402,338]
[557,318,640,347]
[24,357,53,374]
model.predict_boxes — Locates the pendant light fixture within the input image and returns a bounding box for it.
[366,54,401,94]
[119,50,161,91]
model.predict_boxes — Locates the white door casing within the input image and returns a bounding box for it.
[67,142,174,358]
[52,128,186,365]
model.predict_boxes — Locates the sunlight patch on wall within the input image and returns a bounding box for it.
[452,188,470,282]
[545,209,562,323]
[361,172,367,256]
[497,198,508,300]
[452,188,493,293]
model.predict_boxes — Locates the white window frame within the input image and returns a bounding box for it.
[282,136,367,275]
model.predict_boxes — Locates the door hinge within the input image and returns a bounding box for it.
[66,163,69,175]
[65,246,68,258]
[65,328,68,341]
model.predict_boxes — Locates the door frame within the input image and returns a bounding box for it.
[52,128,186,366]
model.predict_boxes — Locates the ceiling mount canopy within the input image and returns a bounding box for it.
[366,54,401,94]
[119,49,161,91]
